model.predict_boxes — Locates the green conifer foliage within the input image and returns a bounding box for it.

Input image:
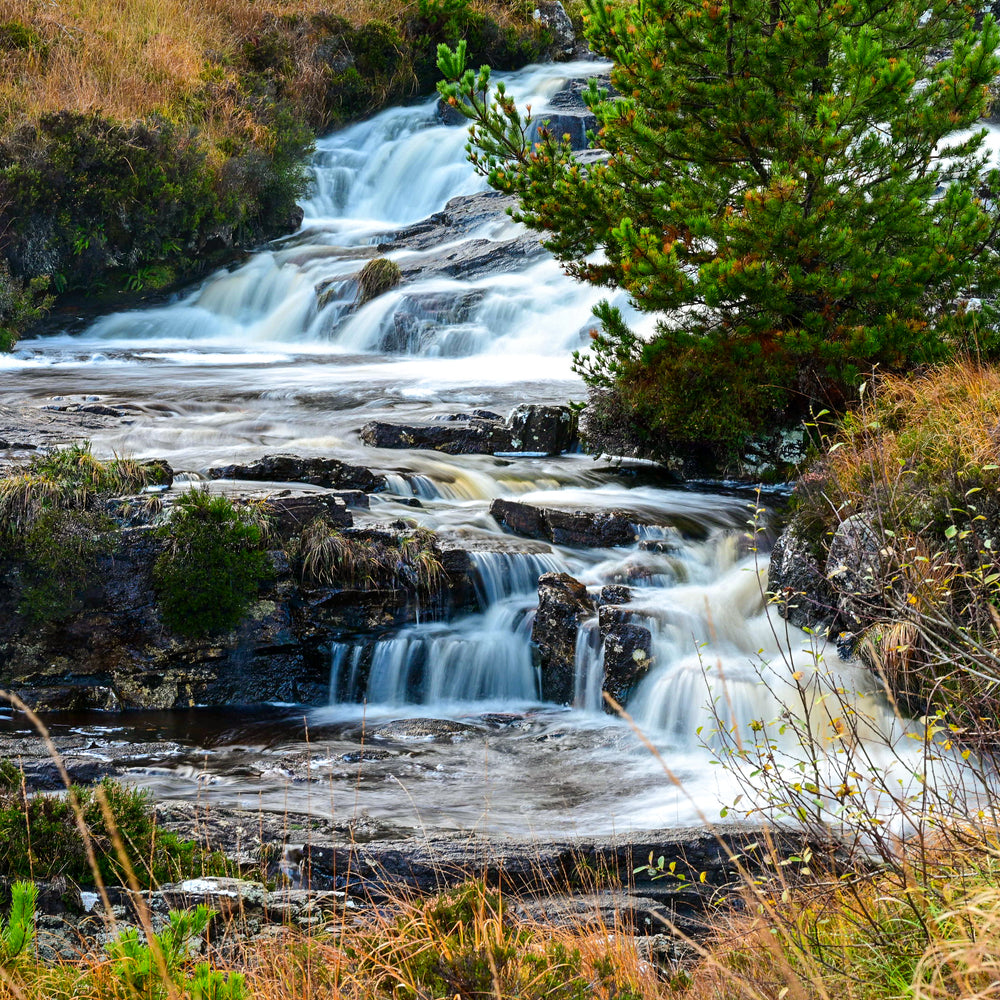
[439,2,1000,459]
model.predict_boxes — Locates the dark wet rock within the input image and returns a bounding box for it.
[492,499,636,547]
[532,572,595,704]
[436,96,467,126]
[768,523,838,634]
[598,607,653,706]
[437,409,503,422]
[491,498,708,548]
[507,404,578,455]
[531,81,598,150]
[600,585,634,606]
[360,418,513,455]
[208,454,386,493]
[362,404,579,457]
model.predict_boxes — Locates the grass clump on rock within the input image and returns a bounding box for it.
[153,488,272,637]
[0,443,161,621]
[297,519,444,595]
[356,257,401,306]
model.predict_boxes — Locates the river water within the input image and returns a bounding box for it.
[0,62,950,838]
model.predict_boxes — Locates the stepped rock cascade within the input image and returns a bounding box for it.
[0,61,984,837]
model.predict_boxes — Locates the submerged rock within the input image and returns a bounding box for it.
[532,572,595,703]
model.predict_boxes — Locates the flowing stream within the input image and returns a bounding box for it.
[0,61,960,838]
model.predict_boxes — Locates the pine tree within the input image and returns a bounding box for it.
[438,1,1000,463]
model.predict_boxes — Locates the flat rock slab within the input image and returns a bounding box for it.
[208,454,386,493]
[0,400,130,455]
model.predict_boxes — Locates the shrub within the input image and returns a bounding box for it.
[0,777,229,888]
[106,905,246,1000]
[153,489,272,637]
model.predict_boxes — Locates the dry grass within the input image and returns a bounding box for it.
[0,0,534,126]
[817,359,1000,526]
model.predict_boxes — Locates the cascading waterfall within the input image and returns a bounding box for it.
[4,55,982,835]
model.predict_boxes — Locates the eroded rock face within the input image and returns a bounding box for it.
[208,454,386,493]
[532,572,595,703]
[826,514,883,632]
[598,606,653,706]
[767,523,838,635]
[0,519,476,712]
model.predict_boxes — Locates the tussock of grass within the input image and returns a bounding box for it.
[297,519,445,595]
[356,257,401,305]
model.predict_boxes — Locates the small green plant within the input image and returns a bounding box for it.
[0,21,46,56]
[154,489,272,637]
[0,882,37,968]
[355,257,401,306]
[107,905,246,1000]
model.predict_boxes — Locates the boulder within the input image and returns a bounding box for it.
[534,0,576,59]
[825,514,883,632]
[532,572,595,703]
[265,494,352,536]
[507,404,578,454]
[208,454,386,493]
[767,523,838,634]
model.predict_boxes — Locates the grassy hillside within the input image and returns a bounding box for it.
[0,0,558,347]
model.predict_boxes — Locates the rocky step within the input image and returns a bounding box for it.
[208,454,386,493]
[360,404,578,457]
[491,499,708,549]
